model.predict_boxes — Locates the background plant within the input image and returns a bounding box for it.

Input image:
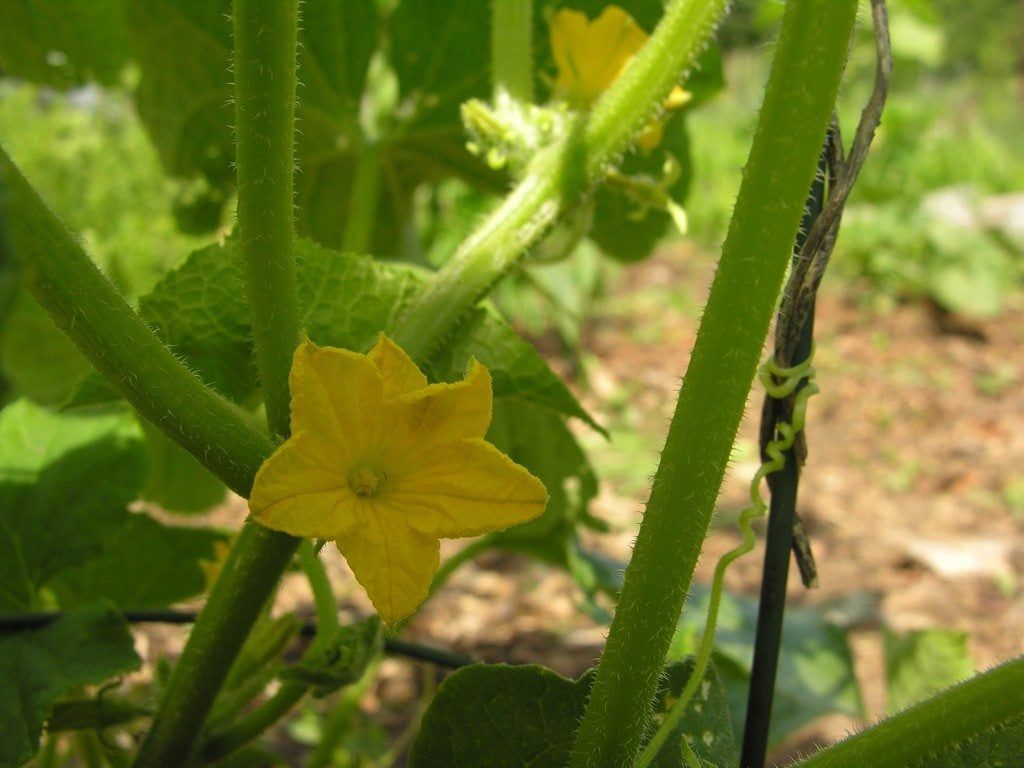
[0,1,1022,767]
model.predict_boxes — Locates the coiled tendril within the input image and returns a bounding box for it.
[634,353,819,768]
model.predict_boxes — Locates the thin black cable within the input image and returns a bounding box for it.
[739,152,826,768]
[0,610,472,669]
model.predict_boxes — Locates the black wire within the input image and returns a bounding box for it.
[739,151,827,768]
[0,609,472,669]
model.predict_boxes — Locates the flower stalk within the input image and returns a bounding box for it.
[233,0,302,440]
[392,0,730,363]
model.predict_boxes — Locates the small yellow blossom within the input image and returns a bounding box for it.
[249,336,548,623]
[550,6,691,148]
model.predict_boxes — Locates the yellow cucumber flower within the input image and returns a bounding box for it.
[550,5,691,148]
[248,335,548,623]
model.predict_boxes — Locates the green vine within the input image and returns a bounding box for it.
[391,0,730,363]
[793,657,1024,768]
[635,356,818,767]
[568,2,858,765]
[233,0,301,440]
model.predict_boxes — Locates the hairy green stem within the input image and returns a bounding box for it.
[234,0,301,439]
[491,0,534,102]
[392,0,729,362]
[134,525,298,768]
[567,2,858,766]
[134,3,303,765]
[793,657,1024,768]
[0,149,272,497]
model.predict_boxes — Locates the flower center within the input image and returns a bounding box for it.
[349,467,382,498]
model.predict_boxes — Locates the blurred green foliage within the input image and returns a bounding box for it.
[687,0,1024,318]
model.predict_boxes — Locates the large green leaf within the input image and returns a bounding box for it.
[0,289,92,405]
[408,659,735,767]
[884,628,974,714]
[0,401,146,609]
[0,0,131,88]
[0,603,140,768]
[673,584,863,747]
[102,238,596,427]
[49,512,228,609]
[127,0,235,187]
[126,0,500,251]
[139,421,227,514]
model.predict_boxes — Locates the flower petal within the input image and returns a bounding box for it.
[551,6,647,107]
[289,340,383,459]
[384,361,493,467]
[387,438,548,538]
[368,334,428,397]
[249,432,357,539]
[335,505,439,624]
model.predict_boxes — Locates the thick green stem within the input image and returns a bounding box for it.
[392,0,729,362]
[0,149,272,497]
[793,657,1024,768]
[234,0,301,439]
[134,525,299,768]
[134,3,303,765]
[567,2,858,766]
[491,0,534,102]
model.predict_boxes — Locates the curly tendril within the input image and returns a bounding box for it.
[634,353,819,767]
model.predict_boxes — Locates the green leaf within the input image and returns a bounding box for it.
[281,617,382,698]
[408,660,735,767]
[911,715,1024,768]
[476,401,606,603]
[674,585,863,747]
[127,0,235,187]
[408,664,588,768]
[650,657,738,768]
[49,512,228,609]
[388,0,489,128]
[884,628,974,714]
[0,401,146,609]
[126,0,499,251]
[428,306,603,432]
[0,289,92,405]
[0,603,140,768]
[588,111,693,263]
[0,0,131,88]
[106,238,596,426]
[139,421,226,514]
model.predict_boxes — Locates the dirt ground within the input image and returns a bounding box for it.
[401,242,1024,758]
[136,243,1024,763]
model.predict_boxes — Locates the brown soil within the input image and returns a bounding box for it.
[406,242,1024,759]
